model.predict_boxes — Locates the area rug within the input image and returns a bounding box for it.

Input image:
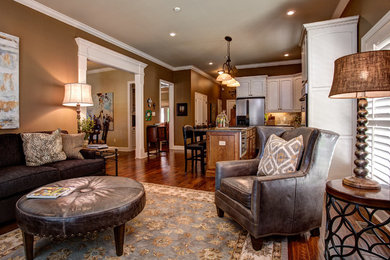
[0,183,287,260]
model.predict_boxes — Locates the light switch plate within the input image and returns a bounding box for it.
[219,141,226,146]
[152,112,156,116]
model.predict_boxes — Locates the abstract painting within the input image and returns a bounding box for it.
[87,92,114,131]
[0,32,19,129]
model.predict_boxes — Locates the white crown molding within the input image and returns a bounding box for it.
[174,65,218,83]
[303,15,359,31]
[14,0,175,71]
[236,59,301,69]
[87,67,115,74]
[332,0,351,19]
[15,0,285,84]
[361,10,390,51]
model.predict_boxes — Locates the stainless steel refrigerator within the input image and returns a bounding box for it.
[236,97,265,126]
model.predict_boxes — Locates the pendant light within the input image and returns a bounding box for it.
[216,36,239,87]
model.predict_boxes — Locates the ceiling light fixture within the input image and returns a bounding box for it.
[218,70,224,75]
[173,7,181,12]
[287,10,295,16]
[209,62,213,65]
[284,53,289,57]
[216,36,239,87]
[169,32,176,37]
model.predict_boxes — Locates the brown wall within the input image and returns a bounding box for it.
[173,70,191,145]
[342,0,390,51]
[87,69,134,147]
[0,0,173,140]
[172,70,221,145]
[190,71,221,125]
[236,64,302,77]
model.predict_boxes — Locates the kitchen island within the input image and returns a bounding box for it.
[205,127,256,177]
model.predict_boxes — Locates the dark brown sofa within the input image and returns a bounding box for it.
[0,133,106,224]
[215,127,339,250]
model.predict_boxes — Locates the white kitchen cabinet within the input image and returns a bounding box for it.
[302,16,358,179]
[236,79,250,97]
[279,79,293,110]
[236,76,266,98]
[266,80,279,111]
[266,74,301,112]
[293,76,302,111]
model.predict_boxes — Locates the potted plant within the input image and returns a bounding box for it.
[79,117,95,146]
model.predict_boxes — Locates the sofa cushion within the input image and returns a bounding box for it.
[0,165,60,198]
[21,129,67,166]
[0,134,25,167]
[47,159,105,179]
[61,133,85,159]
[220,176,256,208]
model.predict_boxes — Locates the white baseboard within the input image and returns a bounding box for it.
[171,145,184,150]
[108,146,131,152]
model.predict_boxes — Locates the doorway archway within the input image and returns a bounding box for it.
[76,38,147,158]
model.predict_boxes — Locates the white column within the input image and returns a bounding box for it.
[78,54,88,119]
[135,72,146,158]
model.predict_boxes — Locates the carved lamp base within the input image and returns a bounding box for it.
[343,176,381,190]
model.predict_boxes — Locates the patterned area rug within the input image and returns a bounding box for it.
[0,183,287,259]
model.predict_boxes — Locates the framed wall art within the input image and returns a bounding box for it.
[0,32,19,129]
[87,92,114,131]
[176,103,187,116]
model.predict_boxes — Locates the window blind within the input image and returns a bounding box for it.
[366,97,390,185]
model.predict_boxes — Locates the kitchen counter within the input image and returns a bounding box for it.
[205,126,255,132]
[205,127,256,177]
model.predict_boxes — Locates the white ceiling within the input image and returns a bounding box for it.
[32,0,341,76]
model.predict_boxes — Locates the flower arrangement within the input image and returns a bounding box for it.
[79,117,95,140]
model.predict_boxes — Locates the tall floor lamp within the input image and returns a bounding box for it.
[62,83,94,133]
[329,50,390,190]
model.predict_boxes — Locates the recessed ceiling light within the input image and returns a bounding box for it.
[169,32,176,37]
[287,10,295,16]
[209,62,213,65]
[218,70,224,75]
[173,7,181,12]
[284,53,289,57]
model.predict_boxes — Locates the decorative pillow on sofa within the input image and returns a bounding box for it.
[21,129,67,166]
[61,133,85,160]
[257,134,304,176]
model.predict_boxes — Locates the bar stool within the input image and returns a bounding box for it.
[183,125,205,174]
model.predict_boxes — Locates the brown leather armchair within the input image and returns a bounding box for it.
[215,127,339,250]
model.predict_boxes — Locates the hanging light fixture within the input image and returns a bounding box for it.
[216,36,239,86]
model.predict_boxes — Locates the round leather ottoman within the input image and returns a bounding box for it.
[16,176,145,260]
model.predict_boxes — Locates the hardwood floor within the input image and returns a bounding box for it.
[1,150,387,259]
[108,150,325,260]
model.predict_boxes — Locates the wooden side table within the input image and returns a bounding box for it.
[87,148,118,176]
[325,180,390,259]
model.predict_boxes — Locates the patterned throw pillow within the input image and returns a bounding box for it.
[257,134,304,176]
[61,133,85,160]
[21,129,67,166]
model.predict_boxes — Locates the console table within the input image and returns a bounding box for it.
[325,180,390,259]
[87,148,118,176]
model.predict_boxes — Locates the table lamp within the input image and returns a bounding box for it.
[62,83,94,132]
[329,50,390,190]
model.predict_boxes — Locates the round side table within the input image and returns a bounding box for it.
[325,179,390,259]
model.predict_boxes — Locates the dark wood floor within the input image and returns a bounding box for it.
[108,150,325,260]
[2,150,387,259]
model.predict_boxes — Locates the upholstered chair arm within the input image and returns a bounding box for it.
[215,159,260,190]
[251,172,305,228]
